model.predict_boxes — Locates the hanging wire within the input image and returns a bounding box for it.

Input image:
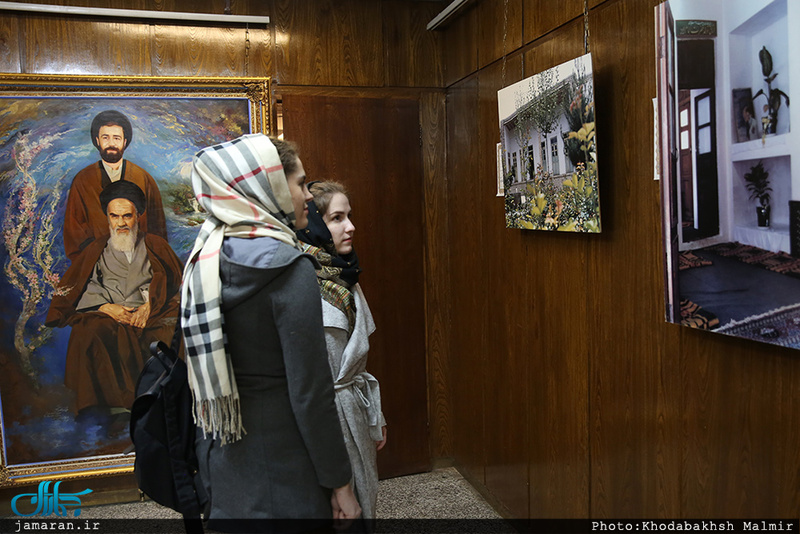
[583,0,590,54]
[244,23,251,76]
[501,0,509,87]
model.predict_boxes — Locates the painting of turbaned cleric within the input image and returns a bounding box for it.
[498,53,601,232]
[0,96,251,469]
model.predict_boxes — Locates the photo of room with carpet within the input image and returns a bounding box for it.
[659,0,800,348]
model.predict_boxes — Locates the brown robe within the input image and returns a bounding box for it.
[63,160,168,262]
[46,234,183,413]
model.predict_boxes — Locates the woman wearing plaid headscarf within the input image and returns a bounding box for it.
[183,134,361,530]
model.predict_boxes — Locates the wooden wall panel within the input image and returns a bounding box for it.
[282,95,430,479]
[446,75,487,481]
[383,1,444,88]
[478,55,530,519]
[680,329,800,516]
[522,0,584,46]
[421,91,452,460]
[3,0,274,77]
[151,25,249,76]
[272,0,383,86]
[20,16,151,75]
[152,0,219,12]
[477,0,523,71]
[0,14,20,73]
[657,325,682,513]
[444,2,478,87]
[156,1,270,78]
[520,20,591,519]
[588,0,669,517]
[242,25,274,79]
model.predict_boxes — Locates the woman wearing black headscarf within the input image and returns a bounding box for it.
[297,181,387,524]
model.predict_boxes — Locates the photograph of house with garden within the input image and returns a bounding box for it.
[498,53,600,233]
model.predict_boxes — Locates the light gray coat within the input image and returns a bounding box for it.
[322,283,385,519]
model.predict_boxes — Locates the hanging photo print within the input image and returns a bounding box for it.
[497,53,600,233]
[656,0,800,350]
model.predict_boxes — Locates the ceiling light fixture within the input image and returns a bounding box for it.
[0,1,269,25]
[427,0,472,31]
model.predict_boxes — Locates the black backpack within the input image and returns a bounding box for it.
[129,328,207,533]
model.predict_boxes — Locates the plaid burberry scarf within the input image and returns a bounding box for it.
[181,134,299,444]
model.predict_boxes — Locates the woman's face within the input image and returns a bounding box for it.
[322,192,355,255]
[286,157,313,229]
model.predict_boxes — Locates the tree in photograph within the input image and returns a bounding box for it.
[525,67,562,139]
[512,68,562,183]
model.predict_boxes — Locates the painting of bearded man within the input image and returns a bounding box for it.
[45,180,183,436]
[63,110,168,263]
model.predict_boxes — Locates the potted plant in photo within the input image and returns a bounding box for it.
[753,46,790,135]
[744,160,771,227]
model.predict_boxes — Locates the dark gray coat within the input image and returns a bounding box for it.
[196,237,352,528]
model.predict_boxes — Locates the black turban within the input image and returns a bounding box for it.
[91,110,133,149]
[100,180,146,215]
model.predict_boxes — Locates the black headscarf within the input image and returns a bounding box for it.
[296,199,361,287]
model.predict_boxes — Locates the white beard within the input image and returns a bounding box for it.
[109,223,138,253]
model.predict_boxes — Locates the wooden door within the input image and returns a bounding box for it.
[282,94,430,478]
[678,39,719,239]
[693,88,720,236]
[678,90,694,231]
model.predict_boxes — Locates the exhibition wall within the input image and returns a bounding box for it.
[0,0,797,521]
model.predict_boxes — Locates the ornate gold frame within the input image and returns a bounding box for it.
[0,73,270,487]
[0,73,271,134]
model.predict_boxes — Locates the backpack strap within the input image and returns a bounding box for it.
[161,382,204,530]
[157,319,206,534]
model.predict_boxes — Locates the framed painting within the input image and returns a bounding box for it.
[732,87,757,143]
[0,73,270,487]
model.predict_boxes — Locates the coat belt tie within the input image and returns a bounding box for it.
[335,372,383,441]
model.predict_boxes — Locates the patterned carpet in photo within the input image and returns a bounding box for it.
[716,302,800,348]
[678,251,713,271]
[702,242,800,277]
[680,298,719,330]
